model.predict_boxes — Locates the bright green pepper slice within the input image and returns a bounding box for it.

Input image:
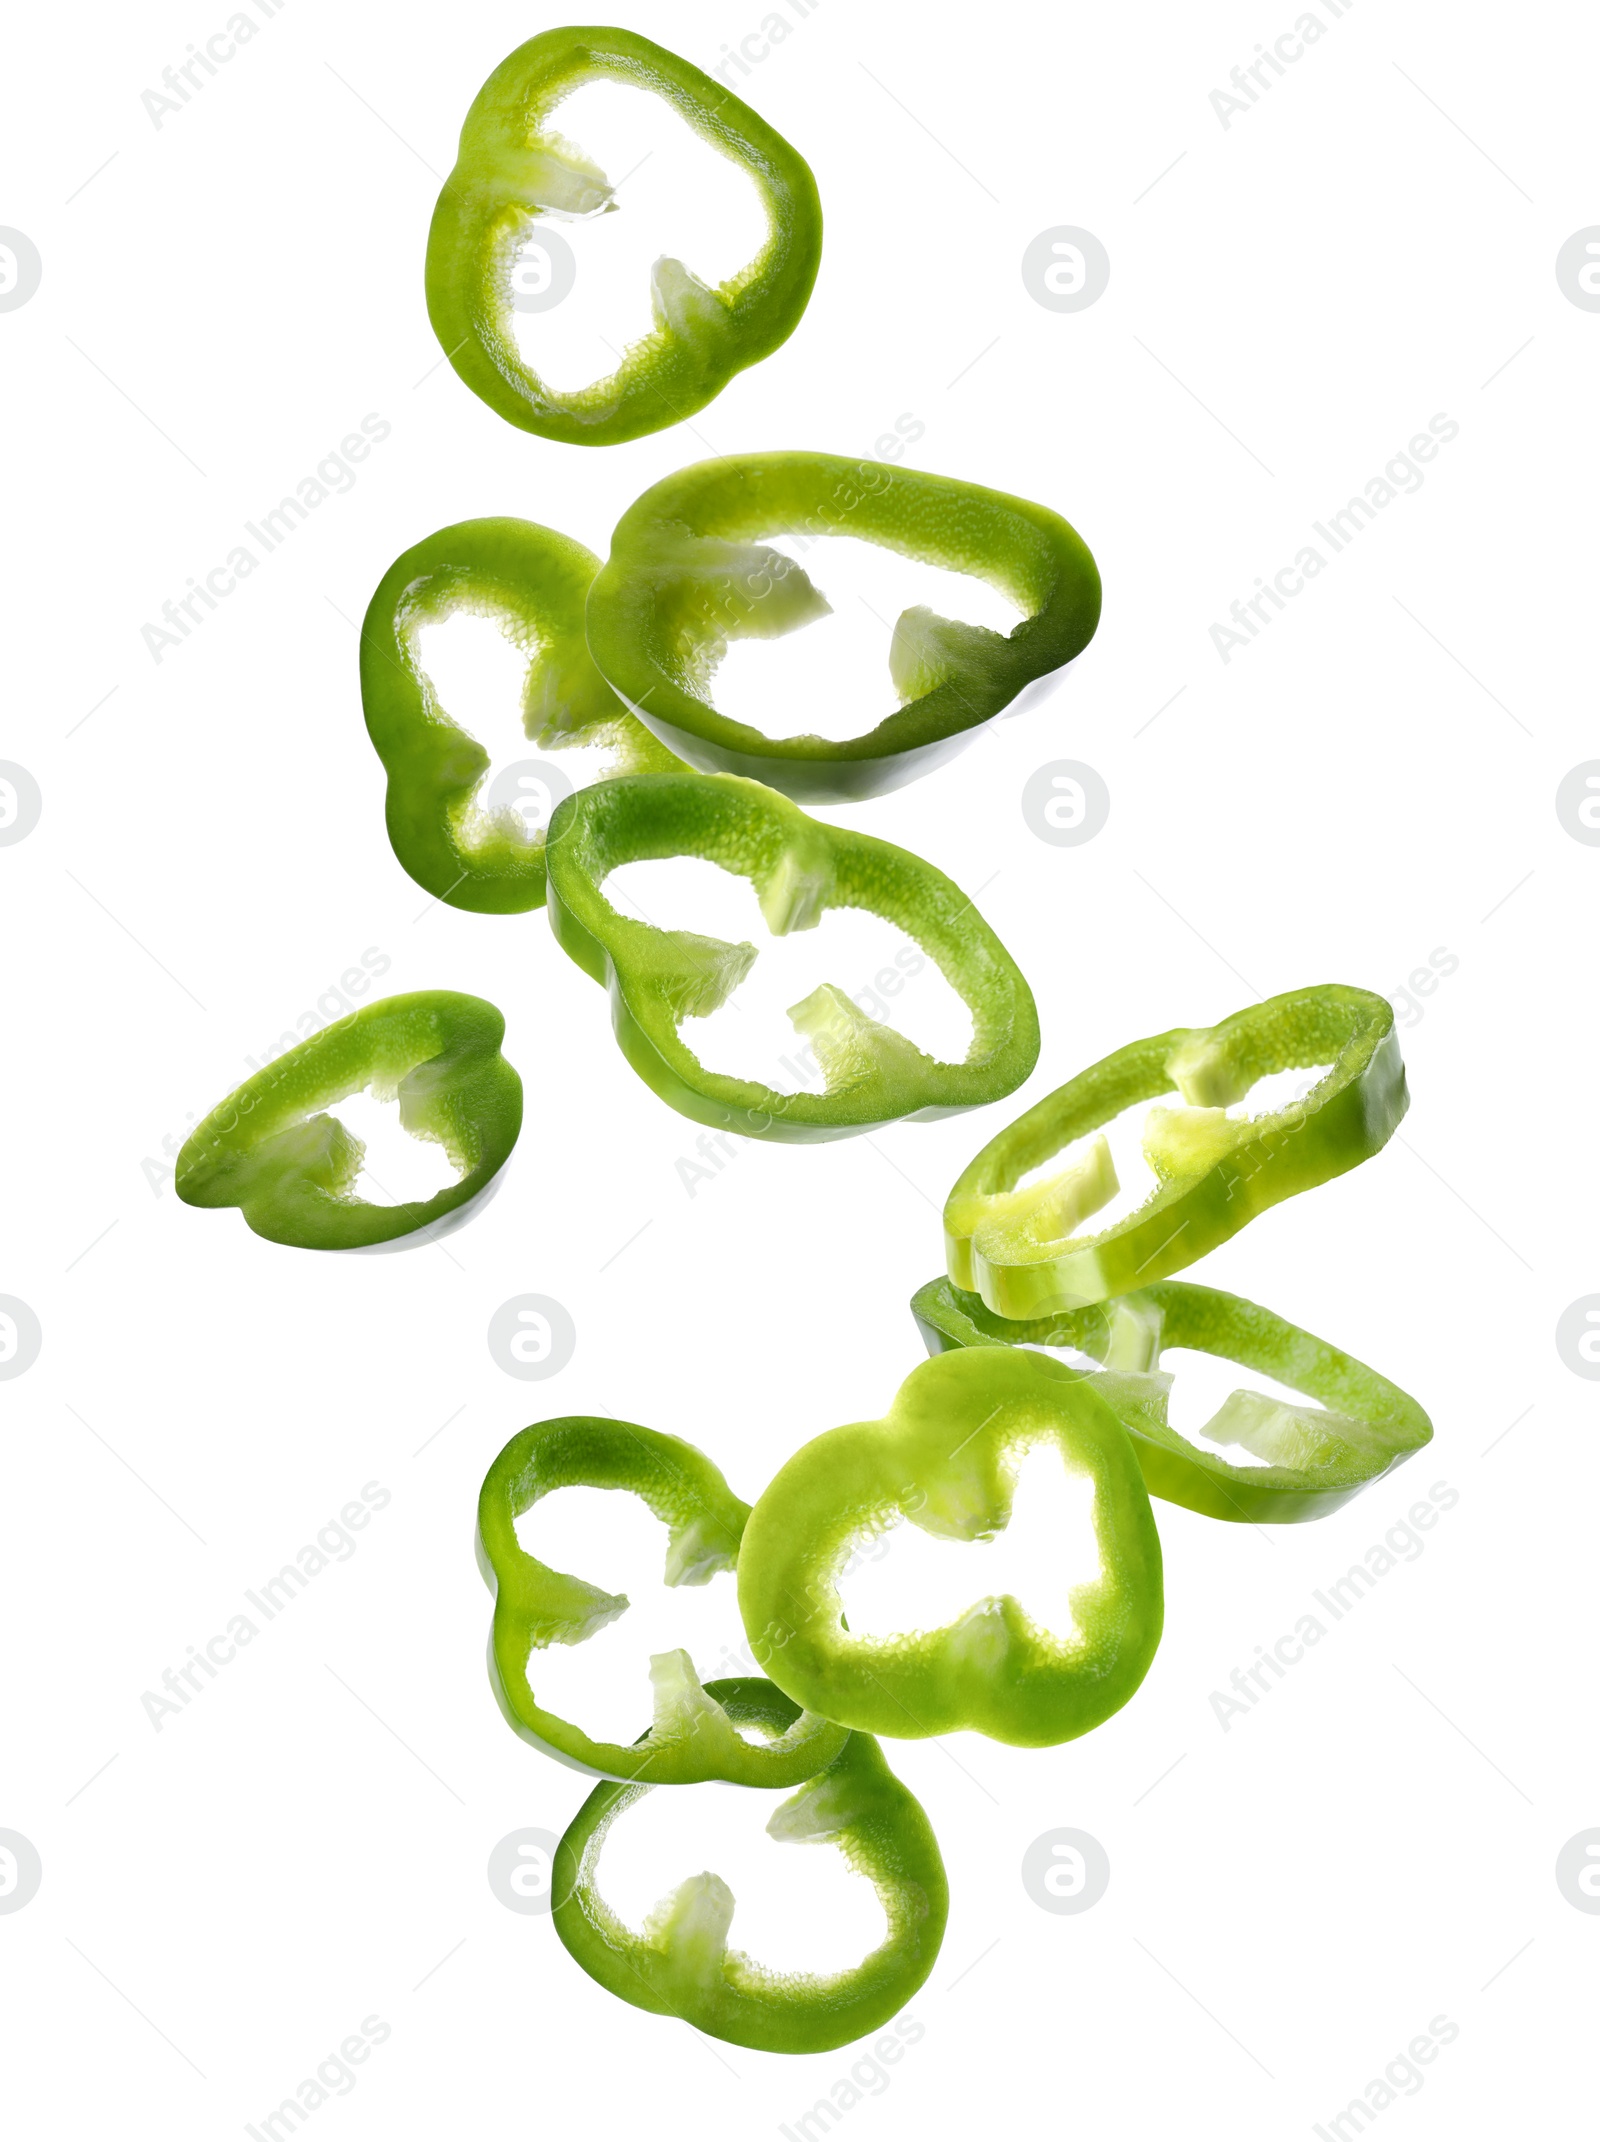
[551,1677,947,2053]
[359,518,683,914]
[425,27,822,446]
[946,984,1408,1318]
[911,1275,1433,1525]
[738,1349,1163,1746]
[175,991,521,1250]
[477,1417,847,1786]
[584,451,1101,802]
[544,771,1039,1141]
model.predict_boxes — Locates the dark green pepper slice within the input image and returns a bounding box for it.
[544,771,1039,1141]
[584,451,1101,801]
[425,27,822,445]
[175,991,520,1250]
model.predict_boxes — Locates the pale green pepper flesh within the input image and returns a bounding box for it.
[945,984,1408,1317]
[737,1349,1163,1745]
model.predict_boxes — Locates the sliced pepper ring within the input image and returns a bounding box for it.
[584,451,1101,802]
[425,27,822,445]
[477,1417,847,1787]
[544,771,1039,1141]
[360,518,683,914]
[551,1677,948,2053]
[175,991,521,1250]
[737,1348,1163,1746]
[911,1275,1433,1525]
[946,984,1408,1318]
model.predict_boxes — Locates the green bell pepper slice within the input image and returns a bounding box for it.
[946,984,1408,1318]
[551,1677,947,2053]
[425,27,822,446]
[544,771,1039,1141]
[911,1275,1433,1525]
[175,991,521,1250]
[360,518,683,914]
[477,1417,847,1786]
[584,451,1101,802]
[737,1349,1163,1746]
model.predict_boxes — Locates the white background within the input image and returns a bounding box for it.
[3,1,1595,2135]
